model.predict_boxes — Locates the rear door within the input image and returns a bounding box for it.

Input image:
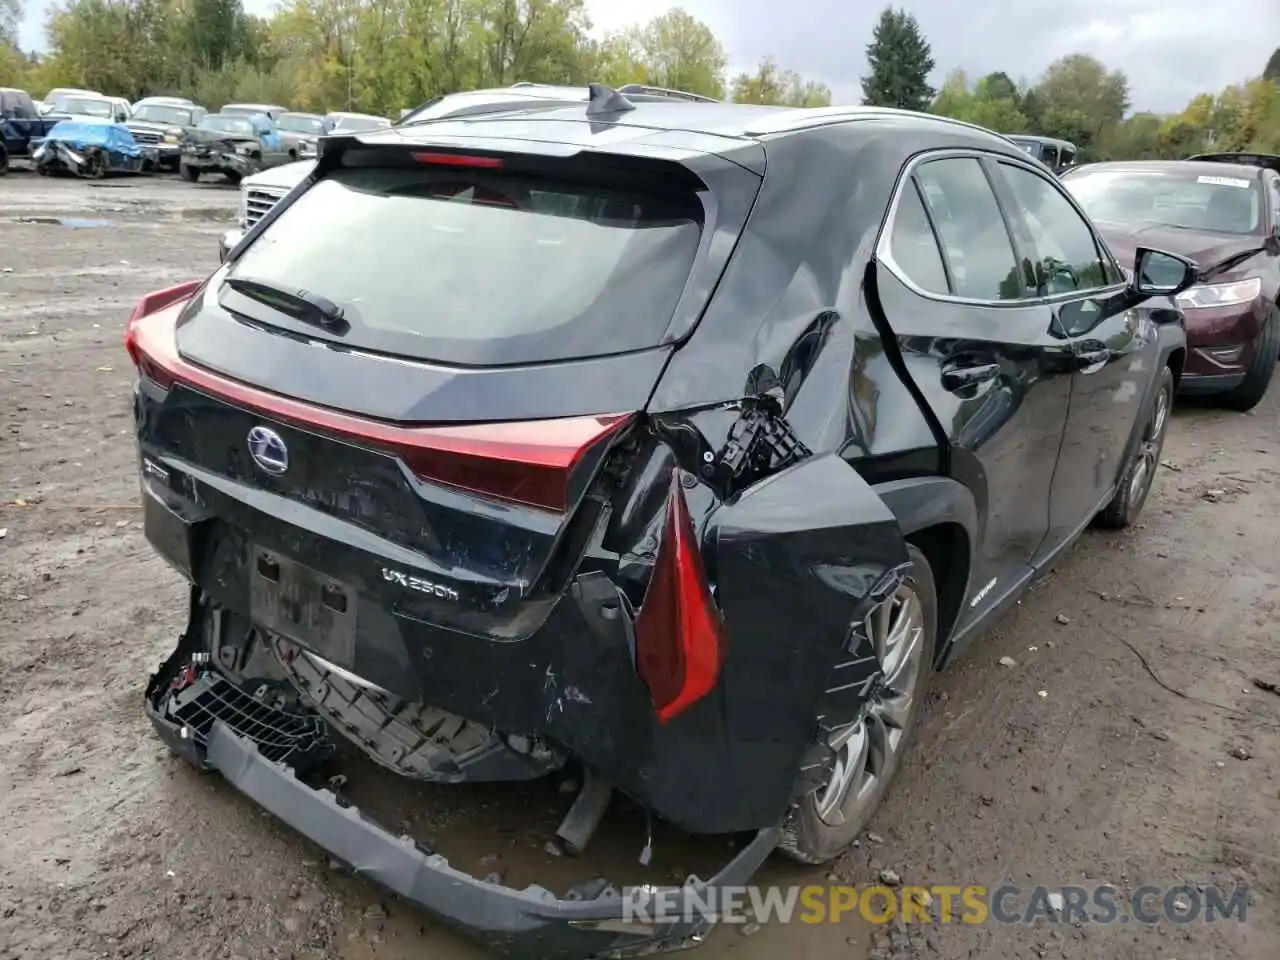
[874,151,1076,620]
[991,157,1149,548]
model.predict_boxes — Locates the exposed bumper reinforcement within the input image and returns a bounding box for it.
[148,708,780,959]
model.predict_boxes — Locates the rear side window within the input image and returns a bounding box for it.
[915,157,1023,301]
[889,181,949,294]
[227,165,703,365]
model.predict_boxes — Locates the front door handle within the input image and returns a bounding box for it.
[941,359,1001,396]
[1075,345,1110,373]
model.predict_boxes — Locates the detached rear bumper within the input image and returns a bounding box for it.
[144,680,779,959]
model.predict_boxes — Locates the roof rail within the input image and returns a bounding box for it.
[617,83,719,103]
[741,104,1013,140]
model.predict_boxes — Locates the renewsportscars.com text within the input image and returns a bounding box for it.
[621,883,1248,926]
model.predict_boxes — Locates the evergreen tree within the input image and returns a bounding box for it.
[860,7,935,111]
[1265,47,1280,82]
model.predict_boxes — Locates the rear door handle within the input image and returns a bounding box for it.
[1075,346,1110,373]
[940,359,1001,396]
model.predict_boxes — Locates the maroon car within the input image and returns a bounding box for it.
[1062,155,1280,410]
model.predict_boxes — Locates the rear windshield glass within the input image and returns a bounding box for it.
[1065,168,1263,235]
[225,165,703,365]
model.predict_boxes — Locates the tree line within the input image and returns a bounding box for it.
[0,0,1277,161]
[0,0,832,116]
[861,7,1280,160]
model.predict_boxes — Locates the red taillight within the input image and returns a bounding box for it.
[411,152,505,169]
[125,301,631,512]
[634,474,726,723]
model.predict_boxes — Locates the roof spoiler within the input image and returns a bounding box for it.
[1188,152,1280,174]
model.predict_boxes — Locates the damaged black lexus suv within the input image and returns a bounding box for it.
[127,87,1198,957]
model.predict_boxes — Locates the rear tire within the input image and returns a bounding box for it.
[779,544,936,864]
[0,145,9,176]
[1097,366,1173,529]
[223,171,242,185]
[1219,305,1279,412]
[179,163,199,182]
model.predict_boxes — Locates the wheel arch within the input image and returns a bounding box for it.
[873,475,977,660]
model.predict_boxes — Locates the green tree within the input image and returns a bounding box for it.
[860,6,935,111]
[929,69,1027,133]
[974,70,1017,104]
[0,0,19,45]
[634,8,725,98]
[730,56,830,106]
[1264,47,1280,82]
[1032,54,1129,143]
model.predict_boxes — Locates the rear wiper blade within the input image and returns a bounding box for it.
[223,275,348,331]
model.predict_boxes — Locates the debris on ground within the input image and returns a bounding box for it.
[998,656,1018,668]
[1054,613,1070,625]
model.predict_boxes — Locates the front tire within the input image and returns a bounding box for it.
[779,544,937,864]
[1219,305,1279,412]
[1097,366,1173,529]
[179,163,199,182]
[0,145,9,176]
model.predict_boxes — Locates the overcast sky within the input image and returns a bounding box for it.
[18,0,1278,113]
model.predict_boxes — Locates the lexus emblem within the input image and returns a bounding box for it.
[247,425,289,475]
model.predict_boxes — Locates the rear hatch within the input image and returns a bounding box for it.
[130,126,762,650]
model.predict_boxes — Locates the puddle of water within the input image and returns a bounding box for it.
[11,216,115,228]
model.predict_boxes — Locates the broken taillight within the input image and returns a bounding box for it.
[123,291,632,512]
[634,473,726,722]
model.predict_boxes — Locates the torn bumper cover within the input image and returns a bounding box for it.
[144,658,779,960]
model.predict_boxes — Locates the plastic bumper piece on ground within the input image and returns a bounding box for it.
[155,712,781,959]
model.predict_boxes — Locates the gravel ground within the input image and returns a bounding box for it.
[1,170,1277,960]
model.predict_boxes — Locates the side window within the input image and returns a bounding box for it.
[915,157,1024,301]
[1269,177,1280,229]
[1041,145,1060,169]
[888,180,950,294]
[999,163,1116,294]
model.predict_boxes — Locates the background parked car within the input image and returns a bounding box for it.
[125,97,208,171]
[181,113,290,183]
[1,87,66,174]
[1007,135,1077,175]
[323,110,391,133]
[220,102,289,122]
[1063,156,1280,410]
[39,87,99,114]
[274,112,326,160]
[47,94,131,124]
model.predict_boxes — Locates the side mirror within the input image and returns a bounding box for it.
[1132,248,1198,298]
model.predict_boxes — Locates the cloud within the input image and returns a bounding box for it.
[19,0,1277,113]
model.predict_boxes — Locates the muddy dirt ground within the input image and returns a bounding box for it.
[1,170,1277,960]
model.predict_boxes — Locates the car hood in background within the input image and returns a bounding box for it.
[1094,220,1268,283]
[242,159,315,192]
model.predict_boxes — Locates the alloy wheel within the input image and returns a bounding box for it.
[814,584,927,827]
[1128,382,1170,511]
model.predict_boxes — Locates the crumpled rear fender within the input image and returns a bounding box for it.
[705,452,910,814]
